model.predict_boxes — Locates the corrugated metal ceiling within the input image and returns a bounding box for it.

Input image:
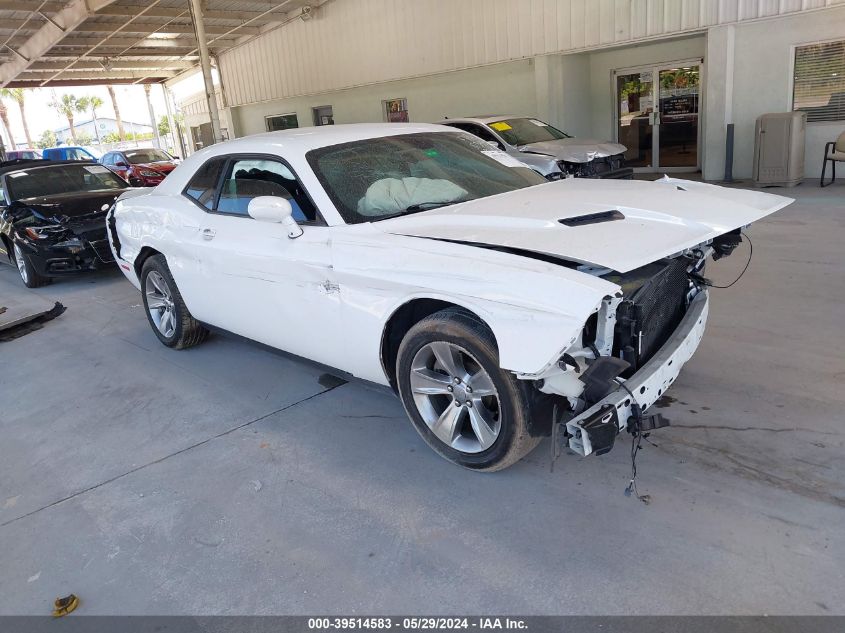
[0,0,311,87]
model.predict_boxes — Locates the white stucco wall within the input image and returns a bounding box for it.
[230,60,538,137]
[199,6,844,182]
[705,7,845,180]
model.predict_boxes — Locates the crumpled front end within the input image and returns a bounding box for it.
[14,211,114,277]
[519,138,633,180]
[526,247,714,456]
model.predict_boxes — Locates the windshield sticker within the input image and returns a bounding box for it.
[84,165,110,174]
[529,119,547,127]
[481,150,527,169]
[489,121,512,131]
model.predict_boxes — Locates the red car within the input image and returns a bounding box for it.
[101,148,179,186]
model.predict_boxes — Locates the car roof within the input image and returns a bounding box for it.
[191,122,456,159]
[0,159,98,176]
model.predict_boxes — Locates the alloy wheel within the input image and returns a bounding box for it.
[145,270,176,338]
[409,341,501,453]
[13,243,28,284]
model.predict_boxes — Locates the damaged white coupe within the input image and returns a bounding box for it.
[108,124,792,471]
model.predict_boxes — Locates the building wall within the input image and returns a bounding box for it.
[193,1,845,179]
[219,0,845,109]
[704,7,845,180]
[231,60,538,136]
[55,119,152,143]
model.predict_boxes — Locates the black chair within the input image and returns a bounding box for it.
[820,131,845,187]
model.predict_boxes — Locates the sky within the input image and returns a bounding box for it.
[1,70,212,149]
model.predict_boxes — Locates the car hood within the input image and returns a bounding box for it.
[17,190,126,223]
[519,138,627,163]
[379,177,792,273]
[133,161,176,173]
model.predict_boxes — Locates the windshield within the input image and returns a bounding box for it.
[306,132,545,224]
[9,151,40,160]
[488,118,571,146]
[7,164,127,200]
[125,149,172,164]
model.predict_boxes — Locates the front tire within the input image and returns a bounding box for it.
[13,240,50,288]
[140,254,208,349]
[396,308,540,471]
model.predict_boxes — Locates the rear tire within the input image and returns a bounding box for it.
[396,308,540,471]
[13,240,50,288]
[140,254,208,349]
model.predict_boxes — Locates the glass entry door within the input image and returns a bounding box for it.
[615,63,701,171]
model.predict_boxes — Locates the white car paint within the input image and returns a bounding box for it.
[381,175,793,273]
[109,123,791,456]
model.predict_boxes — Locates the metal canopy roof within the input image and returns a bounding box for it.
[0,0,312,88]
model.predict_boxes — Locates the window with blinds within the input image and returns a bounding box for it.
[793,40,845,122]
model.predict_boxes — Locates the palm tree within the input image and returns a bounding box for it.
[87,95,104,144]
[51,94,81,143]
[106,85,125,141]
[0,98,13,151]
[0,88,33,148]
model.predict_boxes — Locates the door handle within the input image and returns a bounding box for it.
[201,227,216,241]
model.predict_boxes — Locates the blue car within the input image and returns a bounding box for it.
[42,146,100,161]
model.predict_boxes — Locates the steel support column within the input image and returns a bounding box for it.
[188,0,222,145]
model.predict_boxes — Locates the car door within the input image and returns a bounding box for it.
[182,154,344,367]
[110,153,132,181]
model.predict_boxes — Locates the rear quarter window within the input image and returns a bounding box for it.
[183,158,226,209]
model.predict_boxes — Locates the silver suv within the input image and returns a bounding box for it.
[439,115,632,180]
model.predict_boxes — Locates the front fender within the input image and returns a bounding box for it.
[513,152,559,177]
[331,229,619,383]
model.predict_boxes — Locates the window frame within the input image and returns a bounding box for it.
[181,153,326,226]
[789,37,845,124]
[264,112,300,132]
[444,122,506,149]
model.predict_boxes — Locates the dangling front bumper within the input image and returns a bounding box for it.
[566,290,709,456]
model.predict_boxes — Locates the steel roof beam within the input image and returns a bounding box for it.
[0,1,294,22]
[16,68,177,79]
[0,19,263,36]
[25,59,193,70]
[0,0,117,87]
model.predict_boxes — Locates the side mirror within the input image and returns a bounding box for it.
[247,195,303,238]
[486,140,499,149]
[115,161,129,168]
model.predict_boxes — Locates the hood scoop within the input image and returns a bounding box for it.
[558,210,625,227]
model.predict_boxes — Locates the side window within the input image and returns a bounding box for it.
[468,124,504,148]
[184,157,226,210]
[445,123,504,149]
[216,157,317,222]
[102,154,114,166]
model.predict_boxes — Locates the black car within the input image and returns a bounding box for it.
[0,159,129,287]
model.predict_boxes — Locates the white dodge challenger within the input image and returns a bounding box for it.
[108,123,791,471]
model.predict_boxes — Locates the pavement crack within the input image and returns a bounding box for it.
[0,383,346,529]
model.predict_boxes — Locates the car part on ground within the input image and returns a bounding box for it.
[108,123,792,470]
[0,160,129,286]
[438,115,633,180]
